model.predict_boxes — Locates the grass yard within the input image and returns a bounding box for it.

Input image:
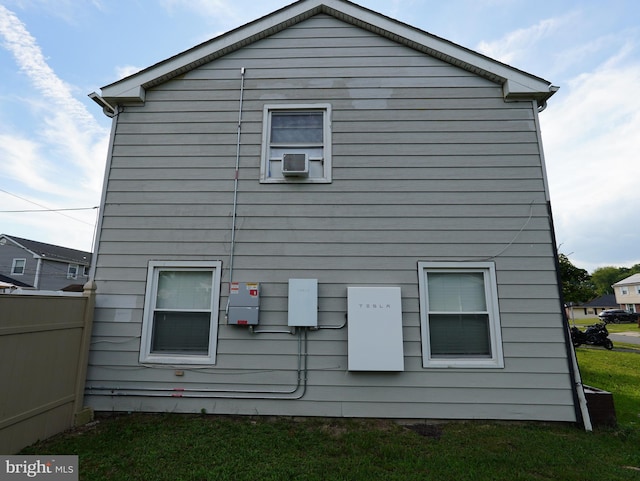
[19,323,640,480]
[576,349,640,426]
[20,412,640,481]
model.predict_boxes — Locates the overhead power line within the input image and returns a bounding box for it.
[0,188,97,226]
[0,207,98,213]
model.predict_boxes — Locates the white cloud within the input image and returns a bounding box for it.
[476,15,569,65]
[0,4,108,250]
[542,51,640,271]
[115,64,143,80]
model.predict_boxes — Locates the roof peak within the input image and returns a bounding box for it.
[96,0,556,109]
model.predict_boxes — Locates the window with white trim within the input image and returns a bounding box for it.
[139,261,222,365]
[67,264,79,279]
[418,262,504,368]
[11,258,26,275]
[260,104,332,183]
[621,287,629,295]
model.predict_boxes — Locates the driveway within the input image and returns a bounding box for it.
[609,331,640,346]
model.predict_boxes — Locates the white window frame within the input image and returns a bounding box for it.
[11,258,26,275]
[67,264,79,279]
[621,287,629,295]
[260,104,332,183]
[139,260,222,365]
[417,261,504,369]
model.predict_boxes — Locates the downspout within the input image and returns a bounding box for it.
[33,257,42,289]
[87,93,121,280]
[533,99,592,431]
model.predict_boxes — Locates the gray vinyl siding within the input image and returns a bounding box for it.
[88,15,576,422]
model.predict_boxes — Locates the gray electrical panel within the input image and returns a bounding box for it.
[228,282,260,325]
[288,278,318,327]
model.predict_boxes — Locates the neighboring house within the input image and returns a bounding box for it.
[612,274,640,312]
[0,234,92,291]
[565,294,618,321]
[86,0,583,424]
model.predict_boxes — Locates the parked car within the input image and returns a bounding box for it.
[597,309,640,324]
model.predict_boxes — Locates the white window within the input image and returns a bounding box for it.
[621,287,629,295]
[67,264,79,279]
[140,261,222,365]
[260,104,332,183]
[11,258,26,275]
[417,262,504,368]
[636,286,640,295]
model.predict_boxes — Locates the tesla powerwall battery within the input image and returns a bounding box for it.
[347,286,404,371]
[288,279,318,327]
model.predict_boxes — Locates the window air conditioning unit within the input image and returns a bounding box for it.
[282,153,309,177]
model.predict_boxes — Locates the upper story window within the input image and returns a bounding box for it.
[621,287,629,295]
[67,264,79,279]
[11,258,26,275]
[417,262,504,369]
[260,104,332,183]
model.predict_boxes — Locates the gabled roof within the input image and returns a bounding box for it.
[0,273,33,288]
[575,294,617,308]
[613,273,640,286]
[98,0,557,107]
[0,234,92,265]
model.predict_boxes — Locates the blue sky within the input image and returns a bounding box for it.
[0,0,639,273]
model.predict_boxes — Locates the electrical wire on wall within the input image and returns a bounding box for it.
[225,67,246,319]
[86,328,309,400]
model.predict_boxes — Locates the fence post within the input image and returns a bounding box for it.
[73,280,97,426]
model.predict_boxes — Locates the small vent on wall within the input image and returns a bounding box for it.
[282,153,309,177]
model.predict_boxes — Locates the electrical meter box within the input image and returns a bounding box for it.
[228,282,260,325]
[288,279,318,327]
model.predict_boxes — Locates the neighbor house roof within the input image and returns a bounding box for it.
[576,294,617,308]
[0,273,33,288]
[0,234,92,265]
[612,273,640,286]
[97,0,557,108]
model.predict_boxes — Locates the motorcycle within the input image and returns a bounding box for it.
[570,322,613,350]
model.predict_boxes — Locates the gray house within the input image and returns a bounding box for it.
[0,234,91,291]
[87,0,584,424]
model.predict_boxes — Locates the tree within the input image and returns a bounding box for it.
[591,264,640,296]
[557,253,596,304]
[591,266,625,295]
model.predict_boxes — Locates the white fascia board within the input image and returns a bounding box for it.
[100,0,556,105]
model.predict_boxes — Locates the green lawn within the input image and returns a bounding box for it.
[20,412,640,481]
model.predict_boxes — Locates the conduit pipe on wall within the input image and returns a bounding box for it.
[225,67,246,319]
[86,329,308,400]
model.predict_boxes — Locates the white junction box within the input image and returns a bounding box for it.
[347,286,404,371]
[288,279,318,327]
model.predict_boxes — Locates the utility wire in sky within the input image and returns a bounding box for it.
[0,188,97,226]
